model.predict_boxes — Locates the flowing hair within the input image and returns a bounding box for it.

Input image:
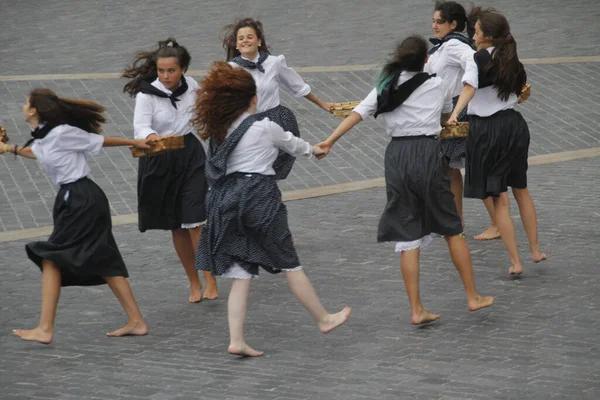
[191,61,257,144]
[220,18,271,61]
[470,9,526,100]
[122,38,192,96]
[375,35,428,94]
[29,88,106,134]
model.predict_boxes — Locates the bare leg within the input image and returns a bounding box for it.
[473,197,500,240]
[492,193,524,275]
[445,235,495,310]
[189,226,218,300]
[448,168,464,227]
[105,276,148,337]
[285,270,351,334]
[227,278,263,357]
[512,188,547,263]
[13,259,61,344]
[172,228,202,303]
[399,248,440,325]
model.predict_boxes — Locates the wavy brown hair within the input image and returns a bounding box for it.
[191,61,257,144]
[221,18,271,61]
[122,38,192,96]
[470,9,526,100]
[29,88,106,134]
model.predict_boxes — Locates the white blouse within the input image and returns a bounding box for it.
[424,38,475,99]
[462,47,519,117]
[31,124,104,186]
[229,54,311,113]
[353,72,452,137]
[226,112,312,176]
[133,76,199,140]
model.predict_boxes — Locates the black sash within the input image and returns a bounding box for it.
[428,33,474,55]
[374,72,435,118]
[231,52,269,73]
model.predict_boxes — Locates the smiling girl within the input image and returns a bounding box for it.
[221,18,334,179]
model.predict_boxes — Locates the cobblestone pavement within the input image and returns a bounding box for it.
[0,157,599,400]
[1,62,599,231]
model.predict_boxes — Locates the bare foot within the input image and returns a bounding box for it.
[532,251,548,263]
[202,284,219,300]
[468,295,494,311]
[473,226,500,240]
[13,327,52,344]
[319,306,352,334]
[508,264,524,276]
[411,310,441,325]
[228,342,264,357]
[189,283,202,303]
[106,321,149,337]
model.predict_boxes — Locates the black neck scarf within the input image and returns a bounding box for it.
[428,32,474,55]
[139,77,189,109]
[23,123,57,149]
[374,72,436,118]
[232,52,269,73]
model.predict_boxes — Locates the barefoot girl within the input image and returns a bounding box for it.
[317,36,493,324]
[221,18,334,179]
[448,10,547,275]
[122,38,218,301]
[193,62,351,356]
[4,89,149,344]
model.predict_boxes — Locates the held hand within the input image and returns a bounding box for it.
[321,102,334,114]
[146,133,161,141]
[446,114,459,125]
[132,139,152,149]
[313,141,332,160]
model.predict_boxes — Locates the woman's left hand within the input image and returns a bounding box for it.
[446,114,459,125]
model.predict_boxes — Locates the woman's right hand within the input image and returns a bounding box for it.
[146,133,161,141]
[313,141,332,160]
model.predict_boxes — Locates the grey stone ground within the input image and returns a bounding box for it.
[0,0,599,399]
[0,158,599,400]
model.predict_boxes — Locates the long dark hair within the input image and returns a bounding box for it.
[122,38,192,96]
[221,18,271,61]
[191,61,257,144]
[376,35,428,94]
[471,9,526,100]
[29,88,106,134]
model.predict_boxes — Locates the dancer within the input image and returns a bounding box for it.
[222,17,334,179]
[122,38,218,301]
[448,10,547,275]
[193,62,351,356]
[317,36,493,324]
[425,1,498,239]
[3,88,149,344]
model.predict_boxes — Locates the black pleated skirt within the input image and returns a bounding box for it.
[137,133,207,231]
[464,109,530,199]
[377,136,463,242]
[25,177,128,287]
[254,105,300,180]
[196,172,300,277]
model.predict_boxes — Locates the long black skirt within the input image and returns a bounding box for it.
[25,177,128,287]
[138,133,207,231]
[464,109,530,199]
[254,105,299,180]
[377,136,463,243]
[195,173,299,277]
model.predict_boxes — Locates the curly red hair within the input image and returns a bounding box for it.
[192,61,256,144]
